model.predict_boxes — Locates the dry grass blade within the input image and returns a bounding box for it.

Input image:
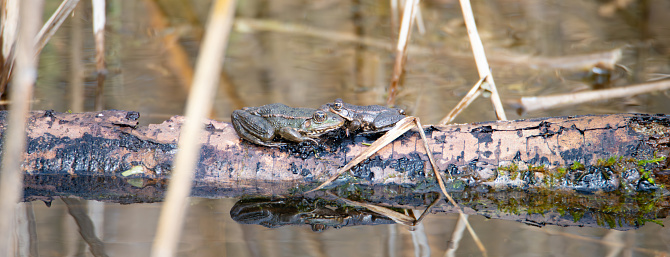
[458,0,506,121]
[0,0,40,253]
[307,115,474,253]
[34,0,80,57]
[412,118,487,257]
[150,0,236,256]
[517,79,670,113]
[439,75,487,125]
[308,116,418,192]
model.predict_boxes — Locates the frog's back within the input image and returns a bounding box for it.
[250,103,314,128]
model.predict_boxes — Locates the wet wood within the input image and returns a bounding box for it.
[17,110,670,230]
[11,110,670,198]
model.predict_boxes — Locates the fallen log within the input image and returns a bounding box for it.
[10,110,670,230]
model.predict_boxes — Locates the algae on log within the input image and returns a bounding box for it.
[9,110,670,230]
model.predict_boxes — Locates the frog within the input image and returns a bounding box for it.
[231,103,345,147]
[320,98,406,135]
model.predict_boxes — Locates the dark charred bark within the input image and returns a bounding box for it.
[8,110,670,230]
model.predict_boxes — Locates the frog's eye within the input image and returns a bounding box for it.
[398,109,406,115]
[332,102,342,110]
[313,111,327,123]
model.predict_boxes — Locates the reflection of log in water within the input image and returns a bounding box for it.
[12,110,670,230]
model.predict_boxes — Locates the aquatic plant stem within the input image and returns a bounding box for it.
[458,0,506,121]
[0,0,40,254]
[387,0,418,106]
[150,0,236,256]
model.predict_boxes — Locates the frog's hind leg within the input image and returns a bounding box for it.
[278,127,318,145]
[231,110,283,147]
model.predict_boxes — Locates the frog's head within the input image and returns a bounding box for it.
[301,110,345,135]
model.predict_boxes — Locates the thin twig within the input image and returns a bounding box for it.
[459,0,506,121]
[439,75,487,125]
[34,0,80,57]
[0,0,41,253]
[150,0,236,256]
[517,79,670,113]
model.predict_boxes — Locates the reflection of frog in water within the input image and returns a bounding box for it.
[231,103,345,147]
[320,99,406,135]
[229,197,395,232]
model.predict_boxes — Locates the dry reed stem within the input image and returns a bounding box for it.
[0,0,19,94]
[0,0,40,253]
[518,79,670,113]
[439,75,487,125]
[150,0,236,256]
[459,0,506,122]
[390,0,398,38]
[34,0,80,57]
[69,3,84,113]
[92,0,106,111]
[387,0,418,106]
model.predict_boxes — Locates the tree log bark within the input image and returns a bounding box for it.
[12,110,670,196]
[15,110,670,230]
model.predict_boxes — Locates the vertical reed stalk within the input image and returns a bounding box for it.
[458,0,506,121]
[92,0,106,111]
[150,0,236,256]
[0,0,41,254]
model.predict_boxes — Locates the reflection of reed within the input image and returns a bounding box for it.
[62,198,109,257]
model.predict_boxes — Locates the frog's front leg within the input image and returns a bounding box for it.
[231,110,284,147]
[278,127,318,144]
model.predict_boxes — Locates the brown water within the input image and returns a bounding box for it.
[25,0,670,256]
